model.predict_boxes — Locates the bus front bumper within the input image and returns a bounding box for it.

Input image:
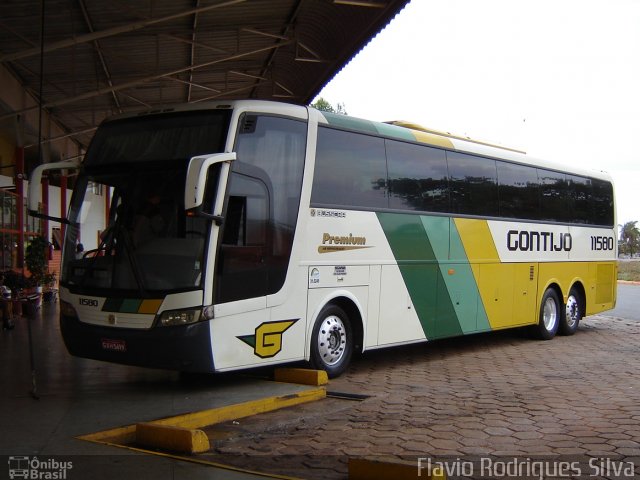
[60,314,215,372]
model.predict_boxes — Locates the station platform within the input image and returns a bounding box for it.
[0,302,319,480]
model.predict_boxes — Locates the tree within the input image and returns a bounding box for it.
[620,221,640,257]
[310,97,347,115]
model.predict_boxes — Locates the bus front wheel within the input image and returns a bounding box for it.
[310,305,353,378]
[534,288,560,340]
[560,287,583,336]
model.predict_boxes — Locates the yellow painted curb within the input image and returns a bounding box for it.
[348,458,446,480]
[78,387,326,448]
[150,387,326,430]
[77,424,136,444]
[274,368,329,386]
[136,423,210,454]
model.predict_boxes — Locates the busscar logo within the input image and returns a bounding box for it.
[237,319,298,358]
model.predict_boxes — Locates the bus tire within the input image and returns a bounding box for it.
[310,304,353,378]
[534,288,560,340]
[560,287,582,336]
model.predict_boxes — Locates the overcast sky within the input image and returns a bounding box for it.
[316,0,639,227]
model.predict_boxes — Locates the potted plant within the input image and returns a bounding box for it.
[42,272,58,303]
[25,236,49,293]
[2,269,28,316]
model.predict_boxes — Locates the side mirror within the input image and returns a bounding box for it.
[28,158,82,222]
[184,152,236,223]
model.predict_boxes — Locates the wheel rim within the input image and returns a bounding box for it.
[543,296,558,332]
[565,294,580,328]
[317,315,347,366]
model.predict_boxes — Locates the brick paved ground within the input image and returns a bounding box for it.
[202,315,640,479]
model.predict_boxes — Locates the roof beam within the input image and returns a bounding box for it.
[187,0,200,102]
[78,0,121,113]
[250,0,304,98]
[0,0,246,63]
[0,41,292,121]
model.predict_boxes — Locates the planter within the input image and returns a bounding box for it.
[11,299,22,317]
[43,290,57,303]
[21,295,41,317]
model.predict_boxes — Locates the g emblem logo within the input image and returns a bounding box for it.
[238,319,298,358]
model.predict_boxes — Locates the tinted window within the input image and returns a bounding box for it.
[216,171,269,303]
[386,140,449,212]
[567,175,592,224]
[592,179,614,226]
[447,151,499,216]
[538,170,569,222]
[86,110,230,167]
[496,161,540,219]
[312,127,387,209]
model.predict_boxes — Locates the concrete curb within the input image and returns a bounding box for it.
[136,422,210,454]
[274,368,329,386]
[78,386,326,454]
[150,387,326,430]
[348,458,446,480]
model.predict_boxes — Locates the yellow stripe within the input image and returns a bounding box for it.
[411,130,454,149]
[453,218,499,262]
[139,299,163,314]
[454,218,531,329]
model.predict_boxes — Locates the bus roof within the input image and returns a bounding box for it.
[315,108,613,182]
[99,99,612,183]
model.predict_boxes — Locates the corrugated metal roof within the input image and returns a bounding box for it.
[0,0,410,154]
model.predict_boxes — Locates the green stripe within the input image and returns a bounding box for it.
[446,219,491,333]
[377,212,462,339]
[121,299,142,313]
[102,298,122,312]
[378,213,492,339]
[321,112,378,133]
[102,298,143,313]
[374,122,417,142]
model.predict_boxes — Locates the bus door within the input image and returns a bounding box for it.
[214,162,272,309]
[207,114,308,369]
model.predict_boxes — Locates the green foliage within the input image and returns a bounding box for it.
[620,221,640,257]
[25,235,49,286]
[618,260,640,281]
[2,270,29,293]
[310,97,348,115]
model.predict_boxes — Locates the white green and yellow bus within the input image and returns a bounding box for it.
[29,100,616,377]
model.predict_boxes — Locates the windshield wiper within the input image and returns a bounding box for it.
[80,216,147,296]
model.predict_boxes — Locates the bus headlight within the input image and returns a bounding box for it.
[60,300,79,318]
[158,308,202,327]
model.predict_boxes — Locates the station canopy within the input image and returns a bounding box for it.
[0,0,410,155]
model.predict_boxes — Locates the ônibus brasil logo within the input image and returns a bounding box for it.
[8,456,73,479]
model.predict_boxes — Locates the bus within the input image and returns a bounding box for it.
[29,100,616,377]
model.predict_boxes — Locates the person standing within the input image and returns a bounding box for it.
[0,274,15,330]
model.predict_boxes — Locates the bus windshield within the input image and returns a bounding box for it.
[61,110,231,295]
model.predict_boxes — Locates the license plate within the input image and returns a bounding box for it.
[101,338,127,352]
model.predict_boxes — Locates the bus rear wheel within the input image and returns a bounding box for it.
[310,305,353,378]
[560,287,582,336]
[534,288,560,340]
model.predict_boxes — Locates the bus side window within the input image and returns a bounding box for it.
[222,196,244,244]
[447,151,499,217]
